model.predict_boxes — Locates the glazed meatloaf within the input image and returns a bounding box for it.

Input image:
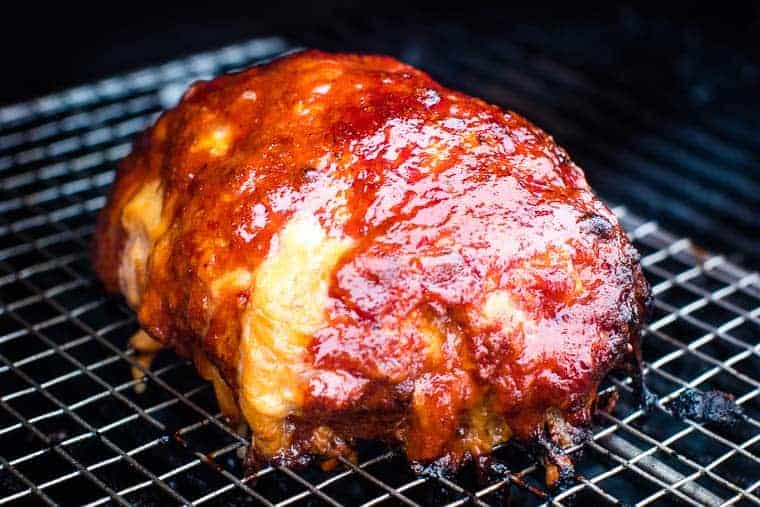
[93,50,651,480]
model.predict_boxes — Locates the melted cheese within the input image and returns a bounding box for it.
[194,348,241,421]
[119,180,166,307]
[460,400,512,456]
[192,125,232,157]
[411,312,446,368]
[482,290,529,329]
[238,213,353,455]
[129,330,163,394]
[210,268,253,299]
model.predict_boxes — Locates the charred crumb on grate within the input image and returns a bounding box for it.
[669,389,745,430]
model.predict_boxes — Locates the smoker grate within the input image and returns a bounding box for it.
[0,36,758,507]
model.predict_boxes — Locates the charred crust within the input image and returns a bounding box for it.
[410,454,459,480]
[475,454,510,484]
[244,424,355,474]
[579,213,615,239]
[669,389,745,430]
[596,388,621,416]
[633,370,657,413]
[532,431,576,491]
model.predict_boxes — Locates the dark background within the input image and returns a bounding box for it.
[3,2,759,268]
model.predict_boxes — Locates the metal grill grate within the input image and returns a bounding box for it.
[0,36,758,506]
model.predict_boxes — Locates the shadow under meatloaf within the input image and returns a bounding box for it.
[92,49,651,483]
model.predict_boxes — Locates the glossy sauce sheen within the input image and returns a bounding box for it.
[94,51,650,467]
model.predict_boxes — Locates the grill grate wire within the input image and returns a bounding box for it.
[0,36,758,506]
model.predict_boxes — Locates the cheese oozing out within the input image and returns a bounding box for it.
[118,180,166,307]
[238,213,353,455]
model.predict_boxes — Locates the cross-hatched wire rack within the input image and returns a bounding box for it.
[0,35,758,507]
